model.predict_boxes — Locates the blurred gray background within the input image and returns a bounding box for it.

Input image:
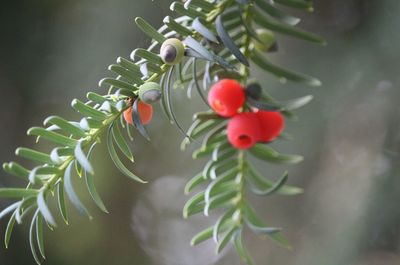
[1,0,400,264]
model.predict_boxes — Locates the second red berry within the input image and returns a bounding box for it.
[227,112,261,150]
[256,110,284,142]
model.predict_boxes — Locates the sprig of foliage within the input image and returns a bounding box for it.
[0,0,324,264]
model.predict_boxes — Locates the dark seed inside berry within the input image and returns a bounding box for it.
[245,83,262,100]
[161,44,177,63]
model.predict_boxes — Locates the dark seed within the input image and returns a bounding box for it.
[245,83,262,100]
[161,45,177,63]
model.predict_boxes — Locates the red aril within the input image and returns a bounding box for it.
[256,110,284,142]
[208,79,245,117]
[227,112,261,150]
[123,101,153,125]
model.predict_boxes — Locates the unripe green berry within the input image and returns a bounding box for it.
[254,29,276,52]
[138,82,161,104]
[160,38,185,65]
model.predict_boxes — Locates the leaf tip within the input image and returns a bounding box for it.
[98,78,107,88]
[134,17,141,25]
[71,98,78,107]
[310,78,322,87]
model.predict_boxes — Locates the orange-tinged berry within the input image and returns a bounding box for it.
[123,101,153,125]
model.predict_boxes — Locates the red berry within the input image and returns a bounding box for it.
[123,101,153,125]
[208,79,245,117]
[227,112,262,150]
[256,110,284,142]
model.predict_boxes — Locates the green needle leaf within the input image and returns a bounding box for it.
[251,50,321,86]
[0,202,20,220]
[246,220,282,235]
[29,211,42,265]
[249,144,304,164]
[233,231,255,265]
[204,190,237,216]
[29,166,61,184]
[164,67,190,138]
[3,162,30,181]
[213,208,235,243]
[192,18,218,43]
[36,213,46,259]
[252,6,324,44]
[183,191,205,219]
[84,143,109,213]
[216,226,237,254]
[244,203,291,249]
[37,192,56,227]
[87,92,109,104]
[170,2,206,19]
[190,226,214,246]
[57,180,69,224]
[205,168,237,204]
[274,0,313,11]
[0,188,38,198]
[107,125,147,183]
[247,166,303,196]
[280,95,314,111]
[164,16,193,37]
[184,36,215,62]
[192,58,210,107]
[131,48,163,65]
[44,116,86,138]
[5,212,16,248]
[250,171,290,196]
[74,140,94,175]
[184,172,206,194]
[99,78,138,93]
[216,15,249,67]
[108,64,144,85]
[135,17,166,44]
[64,161,92,219]
[27,127,78,147]
[112,123,134,162]
[253,0,301,25]
[184,0,214,11]
[71,99,108,121]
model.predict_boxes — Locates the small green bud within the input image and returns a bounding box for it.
[160,38,185,65]
[254,29,276,52]
[138,82,161,104]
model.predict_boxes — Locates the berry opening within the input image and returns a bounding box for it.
[237,135,252,147]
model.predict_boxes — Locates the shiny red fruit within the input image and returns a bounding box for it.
[256,110,284,142]
[208,79,245,117]
[123,101,153,125]
[227,112,262,150]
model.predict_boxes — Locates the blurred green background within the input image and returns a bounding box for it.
[1,0,400,264]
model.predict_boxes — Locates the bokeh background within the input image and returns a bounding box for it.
[1,0,400,264]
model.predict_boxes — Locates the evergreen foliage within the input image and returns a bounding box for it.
[0,0,324,264]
